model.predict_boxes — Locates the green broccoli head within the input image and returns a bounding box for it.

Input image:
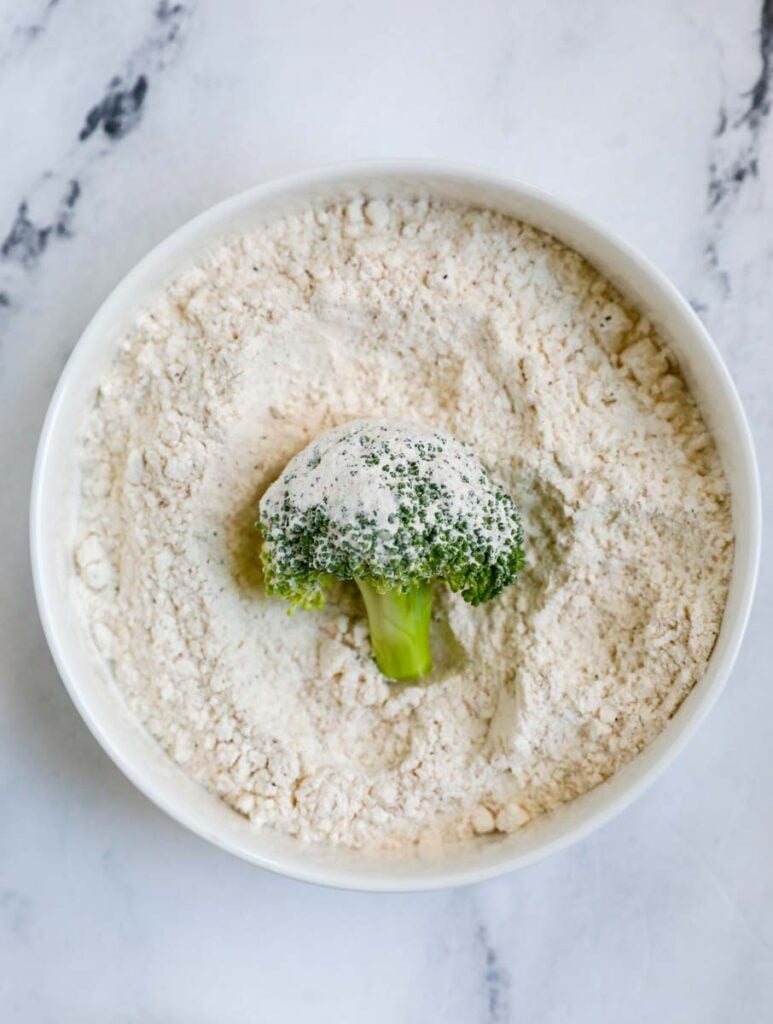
[258,419,524,681]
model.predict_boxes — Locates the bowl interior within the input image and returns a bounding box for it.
[31,165,760,890]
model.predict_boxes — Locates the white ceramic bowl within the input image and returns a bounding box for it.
[31,162,761,891]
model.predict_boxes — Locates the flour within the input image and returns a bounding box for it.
[73,193,733,849]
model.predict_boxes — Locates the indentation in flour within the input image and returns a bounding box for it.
[515,475,576,604]
[227,484,267,596]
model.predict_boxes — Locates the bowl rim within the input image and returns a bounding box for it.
[30,159,762,891]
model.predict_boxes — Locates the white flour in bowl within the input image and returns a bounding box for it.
[73,194,733,849]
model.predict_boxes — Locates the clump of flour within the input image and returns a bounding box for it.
[73,194,733,849]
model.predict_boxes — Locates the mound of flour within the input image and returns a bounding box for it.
[73,194,733,848]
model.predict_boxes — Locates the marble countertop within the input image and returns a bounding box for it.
[1,1,771,1020]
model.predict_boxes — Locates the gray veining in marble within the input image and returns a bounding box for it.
[1,1,771,1021]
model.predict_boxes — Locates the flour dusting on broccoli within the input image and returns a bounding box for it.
[258,419,524,681]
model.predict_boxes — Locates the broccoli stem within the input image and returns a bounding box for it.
[354,579,433,682]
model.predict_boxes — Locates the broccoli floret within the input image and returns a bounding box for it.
[258,419,524,682]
